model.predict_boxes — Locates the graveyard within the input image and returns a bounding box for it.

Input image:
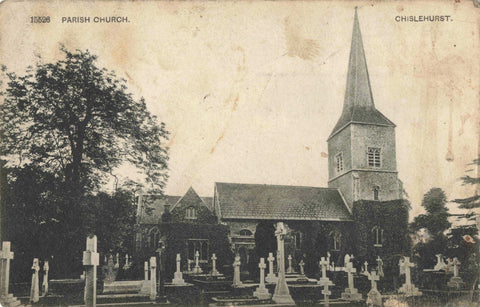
[0,220,479,306]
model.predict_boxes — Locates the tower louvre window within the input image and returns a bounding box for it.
[335,152,344,173]
[367,147,381,167]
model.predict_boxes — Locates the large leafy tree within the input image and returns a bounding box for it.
[0,47,169,278]
[1,46,169,193]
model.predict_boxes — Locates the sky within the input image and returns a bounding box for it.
[1,0,479,218]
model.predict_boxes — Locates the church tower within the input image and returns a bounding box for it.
[327,9,402,209]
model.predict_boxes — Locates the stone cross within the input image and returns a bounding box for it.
[266,252,277,283]
[322,282,332,307]
[340,261,362,301]
[363,261,368,275]
[434,254,447,271]
[232,255,243,287]
[149,257,157,301]
[327,252,331,270]
[144,261,149,281]
[398,256,422,296]
[368,270,379,292]
[272,222,294,304]
[366,270,382,306]
[299,259,305,276]
[30,258,40,303]
[172,253,185,285]
[210,253,219,276]
[83,235,99,307]
[193,250,202,273]
[344,254,351,268]
[42,261,49,297]
[0,241,14,297]
[115,253,119,269]
[376,256,384,278]
[123,254,130,270]
[253,258,271,299]
[452,257,460,277]
[319,257,329,279]
[287,254,294,274]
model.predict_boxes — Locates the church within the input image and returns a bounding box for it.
[135,10,410,277]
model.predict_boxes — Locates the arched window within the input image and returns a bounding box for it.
[373,186,380,200]
[239,229,253,236]
[372,226,384,247]
[329,231,341,251]
[149,227,161,250]
[186,207,197,219]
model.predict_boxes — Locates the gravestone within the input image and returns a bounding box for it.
[30,258,40,303]
[123,254,131,270]
[376,256,384,278]
[317,257,333,286]
[366,271,382,307]
[398,257,422,296]
[192,250,202,274]
[172,253,186,285]
[362,261,369,276]
[287,254,295,274]
[144,261,149,281]
[42,261,49,296]
[265,252,277,283]
[104,255,116,282]
[272,222,294,304]
[0,241,14,297]
[297,259,308,282]
[253,258,271,300]
[341,261,362,301]
[210,253,220,276]
[344,254,351,267]
[115,253,120,269]
[232,255,243,287]
[447,257,465,289]
[83,235,99,307]
[149,257,157,301]
[434,254,447,271]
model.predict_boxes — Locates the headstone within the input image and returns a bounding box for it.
[187,259,193,272]
[144,261,149,281]
[398,257,422,296]
[327,252,331,270]
[123,254,130,270]
[366,270,382,307]
[172,253,186,285]
[210,253,220,276]
[447,257,465,289]
[287,254,294,274]
[253,258,271,300]
[193,250,202,274]
[376,256,384,278]
[104,255,115,282]
[83,235,99,307]
[322,281,332,307]
[265,252,277,283]
[30,258,40,303]
[232,255,243,287]
[42,261,49,297]
[317,257,333,286]
[0,241,14,297]
[434,254,447,271]
[272,222,294,304]
[114,253,120,269]
[149,257,157,301]
[362,261,369,276]
[341,261,362,301]
[299,259,305,276]
[344,254,351,267]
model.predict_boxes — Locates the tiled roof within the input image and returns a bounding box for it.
[138,195,180,224]
[215,182,352,221]
[201,197,214,210]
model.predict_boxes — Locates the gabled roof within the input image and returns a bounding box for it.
[329,9,394,139]
[170,187,206,211]
[214,182,352,221]
[138,195,181,224]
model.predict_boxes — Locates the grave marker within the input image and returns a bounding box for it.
[149,257,157,301]
[447,257,465,289]
[376,256,384,278]
[434,254,447,271]
[366,270,382,307]
[253,258,271,300]
[0,241,14,297]
[265,252,277,283]
[193,250,203,274]
[30,258,40,303]
[287,254,294,274]
[42,261,49,297]
[398,257,422,296]
[210,253,220,276]
[83,235,99,307]
[232,255,243,287]
[272,222,294,304]
[144,261,149,281]
[172,253,186,285]
[341,261,362,301]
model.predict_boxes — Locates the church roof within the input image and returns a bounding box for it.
[170,187,210,211]
[214,182,352,221]
[329,9,394,139]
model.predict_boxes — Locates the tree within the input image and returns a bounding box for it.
[0,47,169,278]
[410,188,451,269]
[1,46,169,194]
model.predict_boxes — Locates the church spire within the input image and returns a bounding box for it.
[329,8,394,139]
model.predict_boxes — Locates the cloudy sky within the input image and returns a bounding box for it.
[1,1,479,218]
